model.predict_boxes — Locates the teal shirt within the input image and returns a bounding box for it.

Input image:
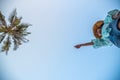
[92,9,119,48]
[101,15,112,38]
[92,38,112,49]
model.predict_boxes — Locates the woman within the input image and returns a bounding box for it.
[74,9,120,49]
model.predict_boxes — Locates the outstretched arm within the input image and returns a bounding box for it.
[74,42,94,49]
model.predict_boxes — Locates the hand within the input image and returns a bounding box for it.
[74,44,82,49]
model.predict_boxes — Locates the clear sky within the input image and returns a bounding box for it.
[0,0,120,80]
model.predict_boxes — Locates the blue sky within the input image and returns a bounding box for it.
[0,0,120,80]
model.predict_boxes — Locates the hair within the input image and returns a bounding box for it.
[93,20,104,38]
[117,18,120,30]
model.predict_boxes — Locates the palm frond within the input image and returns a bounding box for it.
[14,34,29,43]
[17,23,31,30]
[9,9,22,26]
[12,37,21,50]
[1,36,11,54]
[0,33,6,43]
[12,16,22,26]
[20,37,29,43]
[9,9,17,24]
[0,24,6,29]
[22,32,31,36]
[0,11,7,26]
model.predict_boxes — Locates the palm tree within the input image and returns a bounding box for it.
[0,9,31,54]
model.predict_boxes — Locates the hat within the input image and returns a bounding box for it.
[93,20,104,38]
